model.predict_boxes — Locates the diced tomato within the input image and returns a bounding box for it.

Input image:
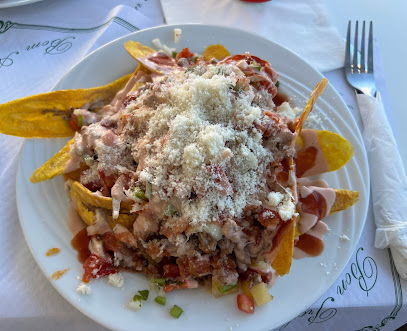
[237,294,255,314]
[82,254,117,283]
[163,283,177,293]
[175,48,194,62]
[163,264,181,279]
[68,114,79,132]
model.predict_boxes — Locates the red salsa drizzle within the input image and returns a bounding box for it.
[294,146,318,178]
[71,228,91,264]
[299,190,327,222]
[295,233,324,256]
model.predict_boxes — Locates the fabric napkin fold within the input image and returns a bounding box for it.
[160,0,345,72]
[357,92,407,280]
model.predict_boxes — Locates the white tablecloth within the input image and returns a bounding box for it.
[0,0,406,330]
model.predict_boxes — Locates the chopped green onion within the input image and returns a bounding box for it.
[193,55,199,63]
[250,60,261,71]
[134,187,147,201]
[138,290,149,300]
[275,81,280,88]
[219,283,237,293]
[154,296,166,306]
[172,51,178,58]
[132,294,143,302]
[77,114,84,128]
[170,305,183,318]
[150,278,166,285]
[235,137,240,144]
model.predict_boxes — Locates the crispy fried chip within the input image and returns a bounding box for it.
[203,44,231,61]
[296,130,354,175]
[318,130,353,172]
[73,194,136,229]
[70,180,132,211]
[30,138,74,183]
[0,73,132,138]
[124,41,156,60]
[295,78,328,135]
[330,189,359,214]
[271,218,295,276]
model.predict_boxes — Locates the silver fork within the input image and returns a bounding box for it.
[345,21,377,97]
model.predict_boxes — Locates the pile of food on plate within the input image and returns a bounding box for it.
[0,40,359,316]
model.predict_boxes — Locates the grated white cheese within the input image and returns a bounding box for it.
[267,189,298,221]
[133,64,276,225]
[267,192,284,206]
[76,283,91,295]
[108,273,124,287]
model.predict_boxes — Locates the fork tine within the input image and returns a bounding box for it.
[360,21,366,73]
[345,21,351,71]
[353,21,359,73]
[368,21,374,73]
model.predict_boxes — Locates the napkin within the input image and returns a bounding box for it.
[160,0,345,72]
[0,0,163,104]
[357,92,407,280]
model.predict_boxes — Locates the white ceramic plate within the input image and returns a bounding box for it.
[16,24,369,331]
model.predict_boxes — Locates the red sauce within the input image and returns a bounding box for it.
[294,146,318,178]
[299,190,327,222]
[295,234,324,256]
[143,52,177,71]
[71,228,91,264]
[273,92,289,107]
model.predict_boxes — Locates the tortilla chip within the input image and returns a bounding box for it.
[0,73,132,138]
[296,130,354,175]
[295,78,328,135]
[203,44,230,61]
[268,218,294,265]
[318,130,353,172]
[30,138,74,183]
[330,189,359,214]
[70,180,132,211]
[124,41,156,60]
[271,218,295,276]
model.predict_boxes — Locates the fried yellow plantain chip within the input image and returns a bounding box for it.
[295,129,354,177]
[70,180,132,211]
[295,78,328,135]
[203,44,231,61]
[30,138,74,183]
[124,41,156,60]
[271,217,295,276]
[330,189,359,214]
[0,73,133,138]
[73,194,136,229]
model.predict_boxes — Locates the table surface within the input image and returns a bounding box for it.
[324,0,407,174]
